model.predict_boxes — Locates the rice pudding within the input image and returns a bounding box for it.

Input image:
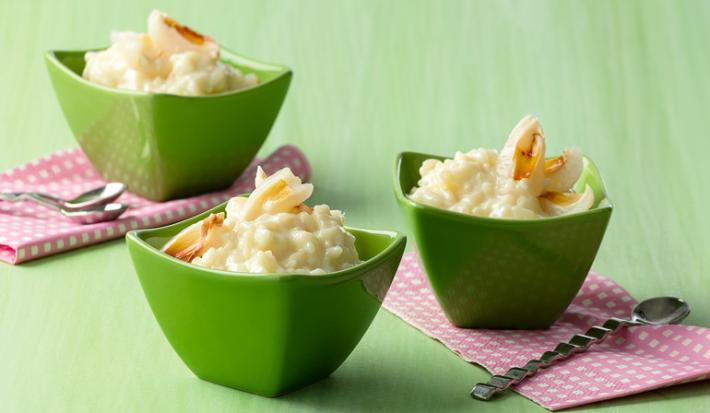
[83,10,258,96]
[163,167,360,274]
[409,115,594,219]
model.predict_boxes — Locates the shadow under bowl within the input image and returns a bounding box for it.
[126,202,406,396]
[45,48,292,201]
[394,151,613,329]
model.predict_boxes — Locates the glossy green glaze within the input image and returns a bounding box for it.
[126,202,406,396]
[45,49,291,201]
[394,152,612,329]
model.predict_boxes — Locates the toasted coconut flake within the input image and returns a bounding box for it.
[242,167,314,220]
[544,148,583,193]
[241,178,289,220]
[291,204,313,214]
[270,184,295,204]
[264,183,313,213]
[255,166,269,187]
[148,10,218,57]
[162,16,206,45]
[163,213,224,262]
[498,115,547,196]
[540,185,594,216]
[544,154,566,175]
[512,131,545,180]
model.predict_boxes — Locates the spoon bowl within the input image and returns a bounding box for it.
[60,203,128,225]
[632,297,690,326]
[63,182,126,210]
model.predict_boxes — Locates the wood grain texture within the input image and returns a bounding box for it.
[1,0,709,412]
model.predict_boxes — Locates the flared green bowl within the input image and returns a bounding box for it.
[126,202,406,396]
[394,151,612,329]
[46,48,291,201]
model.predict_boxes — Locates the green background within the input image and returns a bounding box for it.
[1,0,709,412]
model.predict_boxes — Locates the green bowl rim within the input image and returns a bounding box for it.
[393,150,614,227]
[126,201,406,284]
[45,46,292,99]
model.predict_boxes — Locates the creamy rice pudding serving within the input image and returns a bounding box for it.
[83,10,258,96]
[163,167,360,274]
[409,115,594,219]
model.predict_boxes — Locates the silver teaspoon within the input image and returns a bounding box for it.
[470,297,691,401]
[0,182,126,211]
[59,203,128,225]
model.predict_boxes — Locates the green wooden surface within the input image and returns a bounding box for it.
[1,0,709,412]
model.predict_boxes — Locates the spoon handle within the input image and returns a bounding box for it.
[0,192,63,210]
[470,317,636,401]
[0,192,21,202]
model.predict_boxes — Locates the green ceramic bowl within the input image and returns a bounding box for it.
[126,202,406,396]
[394,151,612,329]
[45,48,291,201]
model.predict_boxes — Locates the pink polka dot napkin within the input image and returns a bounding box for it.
[0,145,310,264]
[383,252,710,410]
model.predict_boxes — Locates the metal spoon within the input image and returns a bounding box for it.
[1,183,128,224]
[58,203,128,225]
[470,297,691,401]
[0,182,126,211]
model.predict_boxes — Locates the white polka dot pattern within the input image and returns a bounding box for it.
[0,145,311,264]
[383,252,710,410]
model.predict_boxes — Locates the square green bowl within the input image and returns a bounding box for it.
[45,48,292,201]
[126,202,406,396]
[394,151,613,329]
